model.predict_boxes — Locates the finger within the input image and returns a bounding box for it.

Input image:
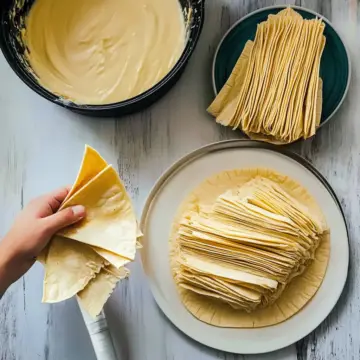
[45,187,71,213]
[42,205,86,235]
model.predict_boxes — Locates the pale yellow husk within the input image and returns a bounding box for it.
[78,265,130,318]
[42,236,105,303]
[58,164,138,260]
[41,145,139,317]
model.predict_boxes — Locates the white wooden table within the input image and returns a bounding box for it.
[0,0,358,359]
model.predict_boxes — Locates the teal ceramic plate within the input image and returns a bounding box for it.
[212,5,350,128]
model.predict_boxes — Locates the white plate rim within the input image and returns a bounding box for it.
[211,4,351,129]
[140,139,349,354]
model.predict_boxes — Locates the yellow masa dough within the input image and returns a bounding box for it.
[23,0,186,104]
[170,168,330,328]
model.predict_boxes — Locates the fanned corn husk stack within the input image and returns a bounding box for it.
[208,8,326,144]
[170,169,330,328]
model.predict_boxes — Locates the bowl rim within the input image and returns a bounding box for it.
[0,0,205,111]
[211,4,351,130]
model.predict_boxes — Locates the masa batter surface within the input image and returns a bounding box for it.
[23,0,186,104]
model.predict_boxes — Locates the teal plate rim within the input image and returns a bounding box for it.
[212,5,351,130]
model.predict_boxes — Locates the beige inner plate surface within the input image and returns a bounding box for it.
[140,140,348,354]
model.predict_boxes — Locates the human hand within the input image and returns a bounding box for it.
[0,187,85,295]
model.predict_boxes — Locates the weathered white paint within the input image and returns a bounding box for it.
[0,1,357,359]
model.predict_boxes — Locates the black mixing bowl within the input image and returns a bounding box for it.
[0,0,204,117]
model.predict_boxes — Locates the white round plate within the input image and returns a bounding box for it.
[140,140,349,354]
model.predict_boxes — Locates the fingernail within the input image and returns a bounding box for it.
[71,205,85,218]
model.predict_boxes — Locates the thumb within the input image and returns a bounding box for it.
[43,205,86,234]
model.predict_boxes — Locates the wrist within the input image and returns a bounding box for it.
[0,237,35,295]
[0,243,13,295]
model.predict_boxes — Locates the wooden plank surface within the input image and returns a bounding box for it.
[0,0,356,359]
